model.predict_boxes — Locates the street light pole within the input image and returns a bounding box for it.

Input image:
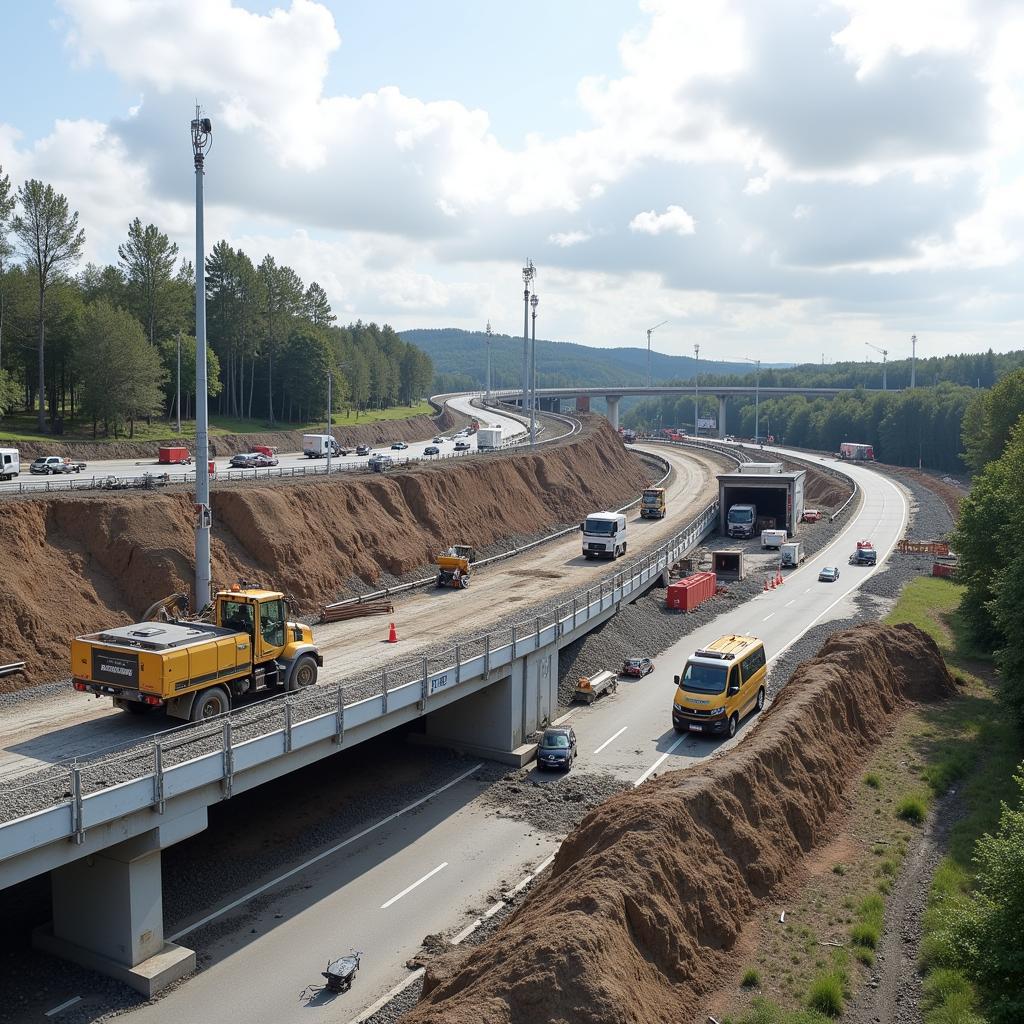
[521,260,535,417]
[326,369,332,477]
[485,320,492,401]
[190,106,213,612]
[693,343,700,437]
[910,334,917,388]
[176,330,182,434]
[529,293,539,445]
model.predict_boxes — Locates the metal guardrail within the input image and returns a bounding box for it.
[0,469,722,850]
[0,663,25,680]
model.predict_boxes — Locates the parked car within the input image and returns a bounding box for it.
[432,436,446,443]
[390,441,409,450]
[536,726,577,772]
[621,657,655,678]
[230,452,279,468]
[818,566,841,582]
[801,508,823,523]
[355,444,371,456]
[454,440,471,451]
[30,456,86,475]
[424,445,440,456]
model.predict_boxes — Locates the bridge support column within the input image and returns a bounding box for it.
[606,396,620,430]
[718,395,728,438]
[34,812,205,997]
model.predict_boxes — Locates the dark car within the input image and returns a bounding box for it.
[536,726,577,772]
[390,441,409,450]
[621,657,654,677]
[454,440,471,451]
[818,566,841,582]
[424,445,440,456]
[229,453,258,468]
[849,548,877,566]
[432,436,445,443]
[355,444,371,456]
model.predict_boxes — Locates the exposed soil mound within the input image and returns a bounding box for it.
[0,421,648,688]
[13,410,454,462]
[406,623,955,1024]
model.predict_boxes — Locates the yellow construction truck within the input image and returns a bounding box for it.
[71,585,322,722]
[435,545,475,589]
[640,487,667,519]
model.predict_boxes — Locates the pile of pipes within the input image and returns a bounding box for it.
[318,599,394,624]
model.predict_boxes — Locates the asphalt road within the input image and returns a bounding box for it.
[0,394,524,493]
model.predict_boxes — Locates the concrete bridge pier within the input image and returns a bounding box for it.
[606,395,620,430]
[718,395,728,438]
[33,810,206,996]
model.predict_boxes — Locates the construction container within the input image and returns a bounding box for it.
[666,571,717,612]
[712,550,745,580]
[932,563,955,578]
[158,444,190,464]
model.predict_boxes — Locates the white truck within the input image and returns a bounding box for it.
[476,426,503,450]
[726,503,758,539]
[302,434,343,458]
[581,511,628,560]
[0,448,19,481]
[780,541,805,567]
[761,529,788,550]
[30,456,87,475]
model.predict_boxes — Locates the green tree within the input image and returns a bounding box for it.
[12,179,85,430]
[0,163,14,372]
[76,301,166,437]
[962,369,1024,472]
[157,333,223,423]
[303,281,335,328]
[117,218,180,344]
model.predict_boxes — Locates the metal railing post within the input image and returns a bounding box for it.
[333,686,345,743]
[483,635,490,676]
[420,657,429,708]
[284,700,293,753]
[153,742,165,814]
[535,617,541,649]
[455,644,461,684]
[511,624,517,658]
[381,668,389,714]
[70,766,84,845]
[572,596,577,628]
[221,720,234,799]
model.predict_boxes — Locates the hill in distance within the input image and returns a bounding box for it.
[403,327,790,391]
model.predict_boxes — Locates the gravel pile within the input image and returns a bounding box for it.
[479,768,628,834]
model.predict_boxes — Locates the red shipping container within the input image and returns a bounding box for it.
[931,563,955,578]
[158,444,190,464]
[666,571,717,612]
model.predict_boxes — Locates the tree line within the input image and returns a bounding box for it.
[625,385,979,472]
[0,166,432,437]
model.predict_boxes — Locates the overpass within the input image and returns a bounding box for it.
[496,385,893,434]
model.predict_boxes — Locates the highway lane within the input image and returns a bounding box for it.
[0,395,526,493]
[0,443,721,780]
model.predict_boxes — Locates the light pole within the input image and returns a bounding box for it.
[521,260,535,416]
[485,320,492,401]
[693,343,700,437]
[326,369,332,477]
[190,106,213,611]
[529,292,539,445]
[646,320,668,388]
[910,334,917,388]
[175,330,182,434]
[730,356,761,441]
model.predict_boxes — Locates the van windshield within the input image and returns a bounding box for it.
[681,662,728,694]
[585,519,616,536]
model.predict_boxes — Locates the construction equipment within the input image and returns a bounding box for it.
[640,487,666,519]
[322,951,362,993]
[71,584,322,721]
[573,669,618,704]
[436,545,475,589]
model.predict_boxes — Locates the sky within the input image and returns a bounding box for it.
[2,0,1023,366]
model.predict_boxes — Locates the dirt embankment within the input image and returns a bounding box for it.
[0,421,649,688]
[13,410,454,462]
[406,623,956,1024]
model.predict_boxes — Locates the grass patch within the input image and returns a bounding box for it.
[805,972,845,1017]
[741,968,762,988]
[864,772,881,789]
[896,792,928,824]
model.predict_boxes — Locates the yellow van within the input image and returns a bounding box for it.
[671,634,767,739]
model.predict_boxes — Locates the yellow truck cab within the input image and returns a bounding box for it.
[71,586,322,722]
[640,487,667,519]
[671,634,767,739]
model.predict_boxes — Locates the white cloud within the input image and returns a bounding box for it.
[629,205,696,236]
[548,230,591,247]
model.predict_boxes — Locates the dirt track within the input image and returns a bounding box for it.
[405,623,956,1024]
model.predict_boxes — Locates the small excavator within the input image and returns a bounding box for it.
[435,545,475,589]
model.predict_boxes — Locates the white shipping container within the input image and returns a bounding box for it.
[761,529,788,549]
[476,426,503,450]
[0,448,19,481]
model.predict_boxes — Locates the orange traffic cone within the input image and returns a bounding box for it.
[763,578,770,592]
[775,571,783,586]
[768,577,776,590]
[387,622,399,643]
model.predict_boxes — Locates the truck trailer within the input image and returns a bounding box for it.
[0,448,19,481]
[839,442,875,461]
[476,426,503,450]
[71,586,322,722]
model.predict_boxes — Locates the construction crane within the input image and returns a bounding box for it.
[646,321,668,387]
[865,341,888,390]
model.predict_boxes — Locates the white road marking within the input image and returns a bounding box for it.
[533,852,556,874]
[483,901,506,919]
[804,587,814,594]
[168,762,483,941]
[593,725,628,754]
[785,600,796,607]
[380,862,448,909]
[348,968,425,1024]
[634,733,688,787]
[45,997,82,1017]
[450,918,482,944]
[762,613,775,621]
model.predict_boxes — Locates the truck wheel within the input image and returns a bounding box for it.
[621,543,627,556]
[289,655,318,691]
[727,713,738,738]
[756,686,766,713]
[191,686,230,722]
[460,575,470,588]
[584,552,594,560]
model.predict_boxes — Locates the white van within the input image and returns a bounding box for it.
[0,449,19,481]
[302,434,341,458]
[581,511,628,560]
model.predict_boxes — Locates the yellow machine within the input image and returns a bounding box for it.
[435,545,475,589]
[640,487,667,519]
[71,586,322,722]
